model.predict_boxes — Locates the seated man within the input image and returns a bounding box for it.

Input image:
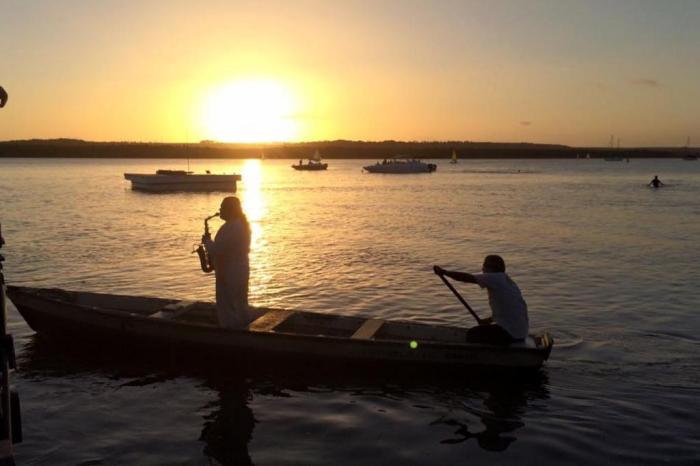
[434,255,529,345]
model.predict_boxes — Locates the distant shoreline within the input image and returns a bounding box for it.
[0,139,694,159]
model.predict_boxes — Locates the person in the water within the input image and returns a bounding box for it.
[648,175,665,188]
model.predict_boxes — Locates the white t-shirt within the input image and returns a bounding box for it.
[474,272,529,339]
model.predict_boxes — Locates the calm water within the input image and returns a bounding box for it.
[1,157,699,465]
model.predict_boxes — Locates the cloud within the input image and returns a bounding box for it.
[520,121,532,126]
[630,78,660,88]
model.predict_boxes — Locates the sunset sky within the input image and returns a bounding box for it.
[1,0,699,146]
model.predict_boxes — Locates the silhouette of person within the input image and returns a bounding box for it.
[0,86,7,108]
[648,175,664,188]
[434,255,529,345]
[203,197,253,328]
[200,378,255,466]
[434,377,547,451]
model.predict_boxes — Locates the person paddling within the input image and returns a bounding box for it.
[648,175,665,188]
[434,255,529,345]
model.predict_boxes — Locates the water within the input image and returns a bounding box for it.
[1,157,699,465]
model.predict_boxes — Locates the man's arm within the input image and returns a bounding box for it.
[433,265,478,284]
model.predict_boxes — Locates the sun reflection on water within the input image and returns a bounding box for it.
[237,159,272,302]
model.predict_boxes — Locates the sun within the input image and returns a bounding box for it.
[199,79,300,143]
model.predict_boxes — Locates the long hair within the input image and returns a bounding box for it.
[221,196,251,236]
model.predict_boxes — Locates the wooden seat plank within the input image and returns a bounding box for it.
[247,310,295,332]
[351,319,384,340]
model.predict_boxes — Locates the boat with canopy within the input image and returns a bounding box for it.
[123,170,241,192]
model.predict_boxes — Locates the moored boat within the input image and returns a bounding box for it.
[363,158,437,174]
[7,286,552,370]
[123,170,241,192]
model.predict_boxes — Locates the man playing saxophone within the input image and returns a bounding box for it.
[203,196,253,328]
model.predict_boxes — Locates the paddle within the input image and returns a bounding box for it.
[434,268,484,325]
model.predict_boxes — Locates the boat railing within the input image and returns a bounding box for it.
[0,223,23,464]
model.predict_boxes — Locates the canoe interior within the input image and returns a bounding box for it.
[10,287,545,351]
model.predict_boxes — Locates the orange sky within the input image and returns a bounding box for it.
[1,1,699,146]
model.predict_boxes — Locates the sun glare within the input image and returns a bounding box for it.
[200,79,300,143]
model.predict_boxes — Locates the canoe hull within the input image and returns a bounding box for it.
[7,286,552,370]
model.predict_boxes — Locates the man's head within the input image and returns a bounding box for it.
[219,196,243,221]
[482,255,506,273]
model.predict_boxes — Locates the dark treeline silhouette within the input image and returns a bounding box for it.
[0,138,690,159]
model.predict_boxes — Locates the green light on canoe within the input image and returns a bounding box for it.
[410,340,418,349]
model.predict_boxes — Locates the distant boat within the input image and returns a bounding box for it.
[681,136,696,160]
[604,155,624,162]
[292,150,328,171]
[364,157,437,174]
[123,170,241,192]
[449,150,458,164]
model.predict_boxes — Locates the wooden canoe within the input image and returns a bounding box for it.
[7,286,553,370]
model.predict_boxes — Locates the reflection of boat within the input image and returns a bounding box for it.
[124,170,241,192]
[364,158,437,174]
[292,150,328,170]
[450,150,458,164]
[8,286,553,370]
[681,155,698,161]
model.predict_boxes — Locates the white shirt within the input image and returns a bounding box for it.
[474,272,529,339]
[204,219,251,328]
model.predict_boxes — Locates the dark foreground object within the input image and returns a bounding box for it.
[7,286,552,371]
[0,226,22,466]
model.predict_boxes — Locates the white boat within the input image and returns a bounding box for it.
[124,170,241,192]
[363,158,437,174]
[450,150,458,164]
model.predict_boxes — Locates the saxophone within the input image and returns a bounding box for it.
[194,213,219,273]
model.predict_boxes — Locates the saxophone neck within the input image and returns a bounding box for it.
[203,212,220,235]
